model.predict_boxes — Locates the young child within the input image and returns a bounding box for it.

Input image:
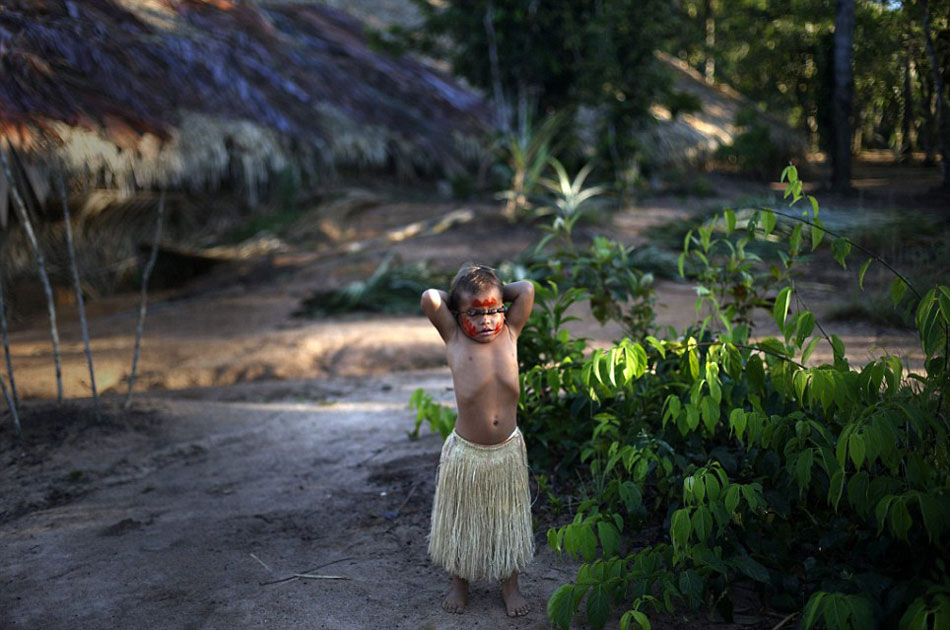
[420,263,535,618]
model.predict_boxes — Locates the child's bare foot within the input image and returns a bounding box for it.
[442,576,468,614]
[502,572,530,617]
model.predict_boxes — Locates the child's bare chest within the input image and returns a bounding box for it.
[446,331,519,398]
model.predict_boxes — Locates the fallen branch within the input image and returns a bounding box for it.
[259,557,355,586]
[771,612,799,630]
[292,574,349,580]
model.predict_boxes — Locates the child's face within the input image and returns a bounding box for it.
[456,289,506,343]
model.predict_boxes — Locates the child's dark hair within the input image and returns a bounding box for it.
[448,263,503,311]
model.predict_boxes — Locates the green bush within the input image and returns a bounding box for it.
[522,167,949,630]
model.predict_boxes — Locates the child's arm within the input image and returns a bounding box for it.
[421,288,456,342]
[502,280,535,336]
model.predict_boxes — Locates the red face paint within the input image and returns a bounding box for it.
[493,320,503,334]
[472,298,499,308]
[461,317,479,338]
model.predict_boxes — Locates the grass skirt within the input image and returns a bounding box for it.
[428,428,534,582]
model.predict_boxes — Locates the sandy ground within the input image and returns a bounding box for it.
[0,176,929,630]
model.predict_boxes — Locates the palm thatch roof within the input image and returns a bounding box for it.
[640,52,810,169]
[0,0,489,224]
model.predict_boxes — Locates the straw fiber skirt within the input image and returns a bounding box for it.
[427,428,534,582]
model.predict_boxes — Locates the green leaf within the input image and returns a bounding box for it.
[890,277,908,307]
[917,492,946,544]
[849,432,866,469]
[773,287,792,331]
[802,336,822,364]
[645,335,666,358]
[823,593,852,630]
[762,210,777,236]
[579,523,598,561]
[795,448,814,497]
[858,258,873,290]
[724,484,740,515]
[702,396,719,433]
[619,480,643,513]
[789,223,803,254]
[803,592,826,629]
[706,362,722,404]
[597,521,621,558]
[671,508,692,551]
[547,584,576,629]
[889,497,913,541]
[678,570,704,607]
[688,341,700,380]
[725,209,736,234]
[831,334,846,360]
[811,217,825,251]
[832,237,851,269]
[692,506,712,541]
[828,469,845,512]
[586,584,610,630]
[729,408,747,442]
[730,553,770,583]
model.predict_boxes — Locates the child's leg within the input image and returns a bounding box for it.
[501,571,530,617]
[442,574,468,613]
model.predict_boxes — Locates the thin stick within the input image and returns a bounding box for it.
[125,190,165,409]
[58,174,99,417]
[292,574,349,580]
[0,145,63,402]
[249,552,272,572]
[259,557,356,586]
[0,270,18,410]
[762,207,922,300]
[771,612,798,630]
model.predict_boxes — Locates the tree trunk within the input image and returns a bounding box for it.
[0,146,63,402]
[125,190,165,409]
[832,0,855,192]
[900,51,915,160]
[484,1,510,134]
[58,174,99,417]
[920,0,950,188]
[704,0,716,81]
[0,270,18,411]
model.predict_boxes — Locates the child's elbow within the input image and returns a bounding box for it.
[420,289,441,313]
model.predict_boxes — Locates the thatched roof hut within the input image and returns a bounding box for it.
[0,0,490,225]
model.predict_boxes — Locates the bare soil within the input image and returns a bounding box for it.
[0,169,934,629]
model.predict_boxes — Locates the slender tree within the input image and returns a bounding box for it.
[918,0,950,188]
[0,270,19,410]
[832,0,856,191]
[0,146,63,402]
[58,173,99,416]
[125,190,165,409]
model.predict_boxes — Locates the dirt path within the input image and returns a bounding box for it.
[1,371,586,630]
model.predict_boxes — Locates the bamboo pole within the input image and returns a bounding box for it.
[0,361,19,435]
[125,190,165,409]
[0,145,63,403]
[0,271,20,434]
[0,268,19,410]
[58,173,99,417]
